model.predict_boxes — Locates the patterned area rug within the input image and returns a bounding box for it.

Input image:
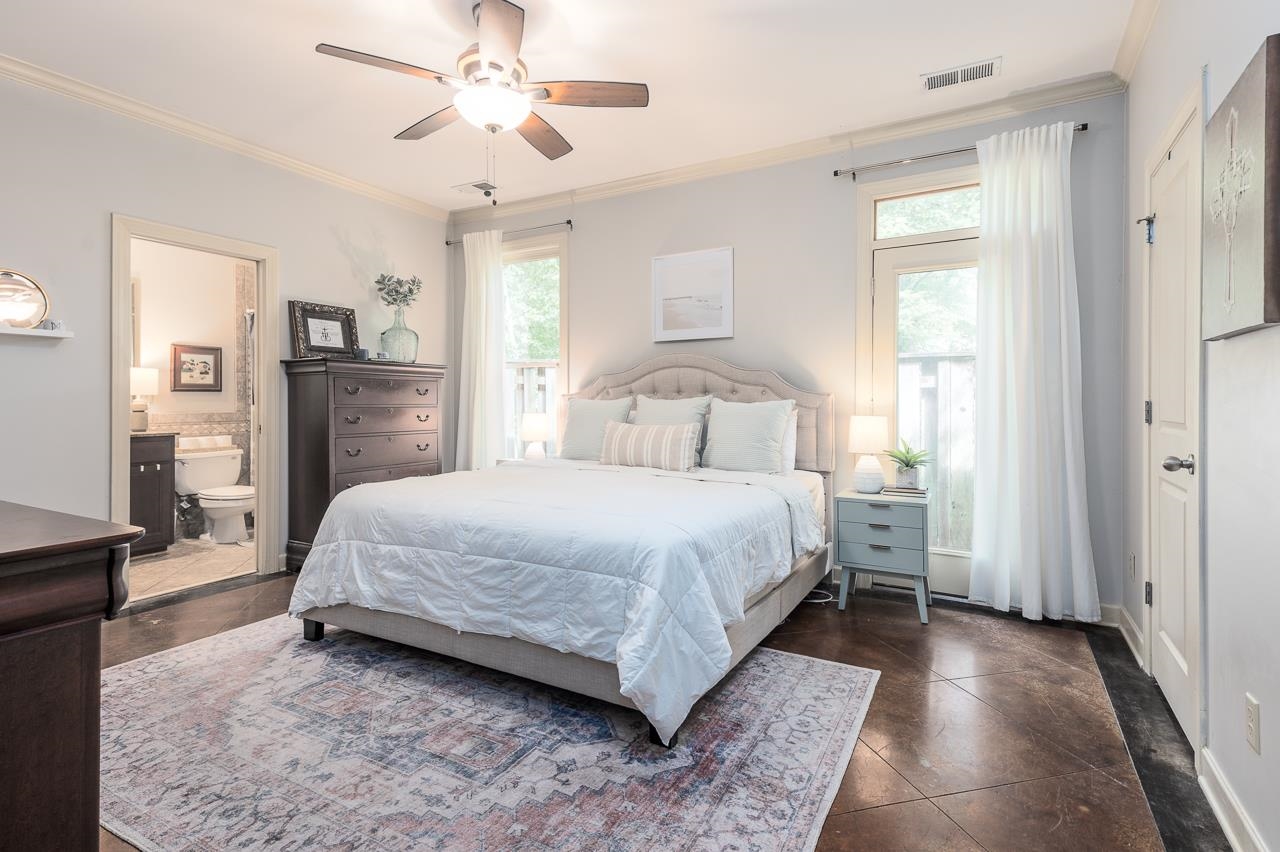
[101,615,877,851]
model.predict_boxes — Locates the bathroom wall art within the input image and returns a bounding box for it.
[170,343,223,391]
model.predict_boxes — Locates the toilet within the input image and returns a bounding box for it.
[174,436,255,544]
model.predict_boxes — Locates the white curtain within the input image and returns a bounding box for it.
[970,122,1101,622]
[455,229,505,471]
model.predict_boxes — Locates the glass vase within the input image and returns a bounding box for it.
[380,306,419,363]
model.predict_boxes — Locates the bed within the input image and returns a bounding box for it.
[289,354,835,745]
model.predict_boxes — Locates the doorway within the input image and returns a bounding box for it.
[110,217,281,599]
[1142,94,1203,745]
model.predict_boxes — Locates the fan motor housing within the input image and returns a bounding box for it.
[456,43,528,85]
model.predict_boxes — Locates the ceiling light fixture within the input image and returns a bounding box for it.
[453,83,532,132]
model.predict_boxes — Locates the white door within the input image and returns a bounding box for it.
[1147,112,1201,742]
[872,239,979,596]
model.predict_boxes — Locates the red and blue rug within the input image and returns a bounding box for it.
[100,614,877,851]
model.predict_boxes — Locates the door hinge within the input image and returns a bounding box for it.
[1137,214,1156,245]
[1144,400,1152,424]
[1144,581,1153,606]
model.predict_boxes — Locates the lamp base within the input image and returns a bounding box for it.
[130,399,149,433]
[852,454,885,494]
[523,442,546,460]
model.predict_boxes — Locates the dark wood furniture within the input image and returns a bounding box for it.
[0,501,141,852]
[284,358,447,568]
[129,432,176,556]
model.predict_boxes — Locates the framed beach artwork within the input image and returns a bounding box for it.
[652,247,734,342]
[1203,33,1280,340]
[170,343,222,392]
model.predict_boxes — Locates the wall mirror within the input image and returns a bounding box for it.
[0,269,51,329]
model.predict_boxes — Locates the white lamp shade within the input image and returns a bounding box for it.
[453,84,532,132]
[848,415,889,455]
[519,412,551,443]
[130,366,159,397]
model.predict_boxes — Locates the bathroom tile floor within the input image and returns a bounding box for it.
[126,536,256,604]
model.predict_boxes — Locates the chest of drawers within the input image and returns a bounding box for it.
[833,490,932,623]
[284,358,447,568]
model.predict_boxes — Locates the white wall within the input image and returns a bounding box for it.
[1124,2,1280,846]
[132,239,241,413]
[448,94,1128,608]
[0,77,447,560]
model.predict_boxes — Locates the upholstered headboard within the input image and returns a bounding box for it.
[566,354,835,475]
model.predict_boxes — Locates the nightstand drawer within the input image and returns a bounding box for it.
[838,521,922,549]
[837,541,926,575]
[837,500,924,529]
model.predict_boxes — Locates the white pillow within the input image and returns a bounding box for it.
[559,397,634,461]
[600,421,700,472]
[634,395,713,461]
[701,398,796,474]
[781,409,798,473]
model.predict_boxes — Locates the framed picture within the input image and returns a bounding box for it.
[289,300,359,359]
[1203,33,1280,340]
[170,344,222,392]
[652,247,734,342]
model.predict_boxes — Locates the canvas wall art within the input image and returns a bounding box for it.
[1203,33,1280,340]
[652,247,734,342]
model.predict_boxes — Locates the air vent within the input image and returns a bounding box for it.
[921,57,1002,91]
[452,179,498,194]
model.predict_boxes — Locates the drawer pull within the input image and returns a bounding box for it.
[417,442,431,451]
[416,387,431,396]
[344,385,362,395]
[344,415,363,424]
[869,523,891,530]
[416,414,431,422]
[869,544,892,551]
[868,503,892,509]
[345,448,363,457]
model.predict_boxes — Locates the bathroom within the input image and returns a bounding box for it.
[126,237,257,602]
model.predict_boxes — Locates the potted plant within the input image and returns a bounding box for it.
[374,273,423,363]
[886,439,931,488]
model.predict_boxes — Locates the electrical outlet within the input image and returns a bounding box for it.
[1246,694,1261,755]
[1128,552,1137,579]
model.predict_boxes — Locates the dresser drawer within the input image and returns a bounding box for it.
[838,520,922,549]
[130,435,174,464]
[334,406,438,435]
[332,376,439,406]
[837,541,926,575]
[335,462,440,492]
[334,432,439,472]
[836,500,924,529]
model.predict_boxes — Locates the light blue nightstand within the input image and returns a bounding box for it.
[834,489,933,623]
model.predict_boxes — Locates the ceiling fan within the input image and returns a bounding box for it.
[317,0,649,161]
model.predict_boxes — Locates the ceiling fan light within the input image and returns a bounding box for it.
[453,84,531,132]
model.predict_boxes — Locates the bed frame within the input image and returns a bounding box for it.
[300,354,836,745]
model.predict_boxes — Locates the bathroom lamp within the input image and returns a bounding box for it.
[520,412,551,459]
[130,367,159,432]
[848,415,889,494]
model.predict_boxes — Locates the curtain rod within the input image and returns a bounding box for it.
[832,123,1088,180]
[445,219,573,246]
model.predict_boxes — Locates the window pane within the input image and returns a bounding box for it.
[502,256,561,458]
[876,185,980,240]
[896,266,977,552]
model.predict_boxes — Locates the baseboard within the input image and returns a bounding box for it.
[1199,747,1269,852]
[1113,605,1147,672]
[1098,603,1124,628]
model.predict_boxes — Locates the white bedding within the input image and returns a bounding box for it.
[289,459,824,743]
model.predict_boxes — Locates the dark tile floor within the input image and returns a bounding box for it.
[98,576,1214,851]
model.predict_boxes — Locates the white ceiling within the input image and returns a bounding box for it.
[0,0,1134,213]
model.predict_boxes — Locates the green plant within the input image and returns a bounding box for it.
[374,273,423,308]
[886,439,931,470]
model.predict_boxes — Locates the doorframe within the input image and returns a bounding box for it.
[110,215,283,574]
[1137,84,1205,756]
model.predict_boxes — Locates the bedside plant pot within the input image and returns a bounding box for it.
[895,467,920,488]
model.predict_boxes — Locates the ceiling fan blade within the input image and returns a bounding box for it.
[517,112,572,160]
[527,81,649,108]
[395,106,460,140]
[475,0,524,81]
[316,43,454,85]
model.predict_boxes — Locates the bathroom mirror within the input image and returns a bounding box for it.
[0,269,50,329]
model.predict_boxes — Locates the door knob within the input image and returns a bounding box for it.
[1162,454,1195,474]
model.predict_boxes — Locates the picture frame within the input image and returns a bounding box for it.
[652,247,734,342]
[170,343,223,392]
[288,300,359,359]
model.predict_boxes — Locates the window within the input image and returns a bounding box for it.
[501,236,567,458]
[875,184,980,240]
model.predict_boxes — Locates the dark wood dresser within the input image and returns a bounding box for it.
[129,432,176,556]
[284,358,447,568]
[0,501,141,852]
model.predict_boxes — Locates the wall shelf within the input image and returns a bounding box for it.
[0,325,74,339]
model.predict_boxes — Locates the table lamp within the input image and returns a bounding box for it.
[130,367,159,432]
[520,412,551,459]
[849,415,889,493]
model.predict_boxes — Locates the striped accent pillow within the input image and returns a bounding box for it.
[599,421,700,472]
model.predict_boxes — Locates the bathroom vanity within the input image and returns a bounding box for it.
[129,432,176,555]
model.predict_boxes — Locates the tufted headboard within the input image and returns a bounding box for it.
[566,354,835,475]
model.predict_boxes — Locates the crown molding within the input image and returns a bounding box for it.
[449,71,1127,227]
[1113,0,1160,82]
[0,53,448,221]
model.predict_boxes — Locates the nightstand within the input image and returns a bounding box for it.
[834,489,932,623]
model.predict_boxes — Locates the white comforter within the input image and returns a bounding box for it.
[289,460,824,742]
